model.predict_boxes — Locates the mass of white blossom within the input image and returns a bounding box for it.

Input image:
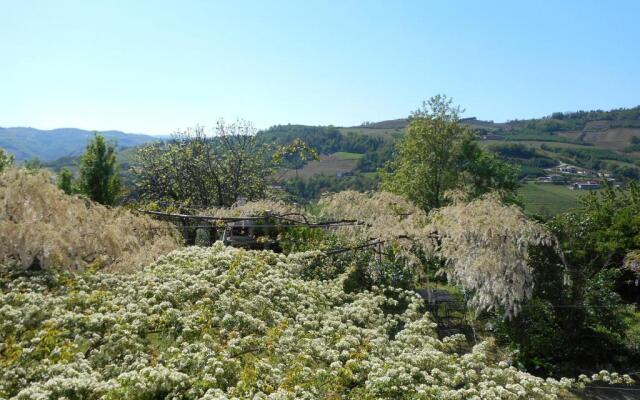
[2,243,616,399]
[624,250,640,276]
[317,191,553,317]
[429,193,554,318]
[317,191,433,269]
[0,169,182,273]
[318,191,431,242]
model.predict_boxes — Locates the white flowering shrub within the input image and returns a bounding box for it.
[429,193,554,318]
[317,191,554,318]
[0,168,182,273]
[318,190,433,251]
[0,243,594,399]
[185,190,549,319]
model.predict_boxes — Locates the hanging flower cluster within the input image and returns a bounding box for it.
[317,191,554,318]
[429,193,554,318]
[317,191,434,269]
[0,168,182,273]
[2,244,625,399]
[624,250,640,276]
[318,191,431,241]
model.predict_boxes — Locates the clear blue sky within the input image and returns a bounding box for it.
[2,0,639,134]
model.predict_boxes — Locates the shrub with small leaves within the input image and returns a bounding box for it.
[1,244,626,399]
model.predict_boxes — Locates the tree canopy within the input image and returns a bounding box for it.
[382,95,518,211]
[57,167,75,195]
[78,134,121,205]
[494,183,640,374]
[133,120,273,207]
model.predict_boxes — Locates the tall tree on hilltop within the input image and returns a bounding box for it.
[78,134,121,205]
[382,94,518,211]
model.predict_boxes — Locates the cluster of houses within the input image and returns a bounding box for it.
[535,163,618,190]
[570,181,603,190]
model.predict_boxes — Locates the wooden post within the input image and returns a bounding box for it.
[210,227,217,245]
[426,259,431,303]
[221,226,228,245]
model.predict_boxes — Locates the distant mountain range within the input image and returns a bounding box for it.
[0,127,161,162]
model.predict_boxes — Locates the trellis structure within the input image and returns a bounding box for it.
[139,209,366,250]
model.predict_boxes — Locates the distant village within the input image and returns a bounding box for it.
[533,162,621,190]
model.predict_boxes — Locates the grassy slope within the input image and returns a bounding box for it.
[277,153,359,179]
[332,151,364,160]
[583,127,640,151]
[518,182,589,216]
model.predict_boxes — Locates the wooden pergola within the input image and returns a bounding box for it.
[139,209,365,250]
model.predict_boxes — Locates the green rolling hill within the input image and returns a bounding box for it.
[4,105,640,215]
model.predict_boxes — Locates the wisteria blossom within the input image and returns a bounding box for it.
[318,191,553,317]
[0,168,182,273]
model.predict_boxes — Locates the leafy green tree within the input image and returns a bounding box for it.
[78,134,121,205]
[57,167,75,194]
[496,184,640,375]
[24,157,43,170]
[273,138,319,179]
[458,140,520,199]
[133,120,274,207]
[0,147,14,172]
[382,95,518,211]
